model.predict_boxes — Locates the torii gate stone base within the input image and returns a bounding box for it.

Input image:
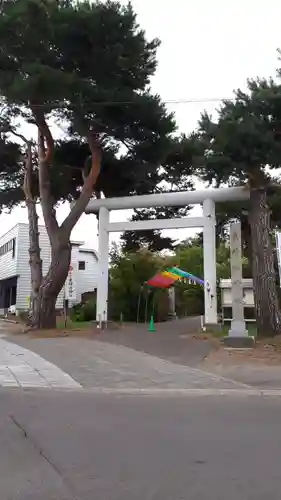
[85,186,249,331]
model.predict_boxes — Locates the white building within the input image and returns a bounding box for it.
[0,223,99,313]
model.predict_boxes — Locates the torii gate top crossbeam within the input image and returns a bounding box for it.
[85,186,249,213]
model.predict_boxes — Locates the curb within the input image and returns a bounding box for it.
[84,387,281,397]
[2,386,281,397]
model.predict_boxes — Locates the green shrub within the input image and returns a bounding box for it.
[70,303,83,322]
[82,299,96,321]
[70,298,96,322]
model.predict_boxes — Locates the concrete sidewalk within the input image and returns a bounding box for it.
[3,334,252,390]
[0,320,244,392]
[2,319,281,392]
[0,337,81,389]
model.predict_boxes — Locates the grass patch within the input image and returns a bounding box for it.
[200,322,257,340]
[220,322,257,338]
[27,319,96,339]
[56,319,93,330]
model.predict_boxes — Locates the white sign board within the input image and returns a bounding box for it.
[65,264,76,300]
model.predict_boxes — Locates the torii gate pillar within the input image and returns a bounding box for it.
[96,206,109,327]
[203,198,217,325]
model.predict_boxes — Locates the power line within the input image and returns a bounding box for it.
[81,96,234,105]
[5,96,235,110]
[159,97,234,105]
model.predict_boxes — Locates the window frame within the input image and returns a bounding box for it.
[78,260,86,271]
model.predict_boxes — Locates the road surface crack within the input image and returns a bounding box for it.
[9,414,83,500]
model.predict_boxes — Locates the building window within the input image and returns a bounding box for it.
[12,238,16,258]
[78,261,86,270]
[0,237,16,258]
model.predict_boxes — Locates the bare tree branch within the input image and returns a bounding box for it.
[10,129,30,145]
[61,133,102,236]
[37,127,59,243]
[22,141,33,201]
[31,107,59,243]
[32,107,54,163]
[0,121,32,149]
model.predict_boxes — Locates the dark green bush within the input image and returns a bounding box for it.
[70,303,82,322]
[71,298,96,322]
[82,299,96,321]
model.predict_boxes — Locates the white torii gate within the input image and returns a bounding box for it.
[85,186,249,326]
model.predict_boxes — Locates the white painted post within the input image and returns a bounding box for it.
[203,198,217,325]
[96,206,110,325]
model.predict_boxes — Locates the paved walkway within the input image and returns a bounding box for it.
[2,334,250,391]
[95,316,212,367]
[2,320,281,392]
[0,337,81,389]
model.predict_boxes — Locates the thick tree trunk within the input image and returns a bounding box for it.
[249,188,281,336]
[26,201,42,326]
[241,217,251,260]
[22,140,43,326]
[31,116,101,330]
[241,217,252,277]
[31,243,71,329]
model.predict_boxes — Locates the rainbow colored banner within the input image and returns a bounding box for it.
[146,267,204,289]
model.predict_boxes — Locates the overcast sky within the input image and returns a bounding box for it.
[1,0,281,248]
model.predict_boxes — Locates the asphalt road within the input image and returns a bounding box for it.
[1,389,281,500]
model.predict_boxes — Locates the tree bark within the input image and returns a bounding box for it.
[29,111,101,329]
[241,217,252,277]
[249,188,281,336]
[31,243,71,329]
[26,202,43,325]
[21,141,43,326]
